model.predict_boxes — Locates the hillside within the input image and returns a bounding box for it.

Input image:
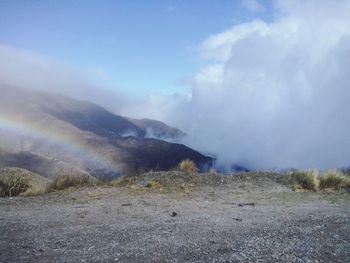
[128,118,186,141]
[0,85,212,178]
[0,149,91,179]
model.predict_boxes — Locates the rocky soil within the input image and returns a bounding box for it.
[0,173,349,262]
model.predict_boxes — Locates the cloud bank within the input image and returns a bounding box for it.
[124,0,350,170]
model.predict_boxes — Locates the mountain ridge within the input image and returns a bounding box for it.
[0,85,212,179]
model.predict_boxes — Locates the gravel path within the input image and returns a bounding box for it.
[0,177,349,263]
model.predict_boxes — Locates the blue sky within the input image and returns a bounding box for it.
[0,0,271,97]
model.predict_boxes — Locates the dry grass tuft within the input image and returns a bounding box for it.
[319,170,347,190]
[48,175,91,191]
[22,185,48,196]
[111,176,136,187]
[0,173,30,197]
[291,183,304,192]
[288,169,319,191]
[179,159,198,173]
[146,179,161,188]
[288,169,350,192]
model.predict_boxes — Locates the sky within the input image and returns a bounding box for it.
[0,0,271,97]
[1,0,350,170]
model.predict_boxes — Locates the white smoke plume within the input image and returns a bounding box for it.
[123,0,350,170]
[0,44,127,113]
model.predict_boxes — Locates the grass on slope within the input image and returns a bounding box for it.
[0,168,49,197]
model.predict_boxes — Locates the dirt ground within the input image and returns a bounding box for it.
[0,174,349,263]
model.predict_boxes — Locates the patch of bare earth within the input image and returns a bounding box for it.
[0,172,349,262]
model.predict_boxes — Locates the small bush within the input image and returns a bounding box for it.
[48,175,91,191]
[146,179,161,188]
[179,159,198,173]
[291,183,304,192]
[319,170,346,190]
[0,174,30,197]
[289,169,319,191]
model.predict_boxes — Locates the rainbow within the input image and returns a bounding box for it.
[0,114,120,174]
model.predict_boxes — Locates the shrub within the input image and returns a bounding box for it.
[292,183,304,192]
[0,173,30,197]
[48,175,91,191]
[179,159,198,173]
[146,179,161,188]
[319,170,346,190]
[289,169,319,191]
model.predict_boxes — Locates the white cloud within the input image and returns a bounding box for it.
[200,20,269,61]
[131,0,350,170]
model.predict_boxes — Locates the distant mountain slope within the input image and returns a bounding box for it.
[1,85,145,139]
[0,148,92,179]
[0,85,212,178]
[128,118,186,141]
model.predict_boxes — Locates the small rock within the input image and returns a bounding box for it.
[171,212,178,217]
[88,246,95,251]
[238,202,254,207]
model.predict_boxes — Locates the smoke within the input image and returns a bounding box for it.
[122,0,350,170]
[0,44,127,113]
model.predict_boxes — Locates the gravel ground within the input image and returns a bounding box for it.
[0,174,349,263]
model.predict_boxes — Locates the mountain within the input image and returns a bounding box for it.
[0,85,212,179]
[128,118,186,141]
[0,148,92,179]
